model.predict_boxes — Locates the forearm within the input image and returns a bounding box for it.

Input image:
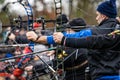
[15,35,30,44]
[34,35,55,44]
[35,36,48,44]
[61,34,118,49]
[26,31,50,44]
[64,29,92,38]
[61,36,90,48]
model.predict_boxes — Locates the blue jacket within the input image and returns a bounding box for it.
[47,29,92,44]
[96,76,120,80]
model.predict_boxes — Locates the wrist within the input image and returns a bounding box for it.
[35,35,41,42]
[61,36,66,45]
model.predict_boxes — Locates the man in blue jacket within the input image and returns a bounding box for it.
[26,18,88,80]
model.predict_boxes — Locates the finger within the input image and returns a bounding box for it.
[54,38,57,42]
[53,33,57,36]
[53,35,57,39]
[47,52,54,56]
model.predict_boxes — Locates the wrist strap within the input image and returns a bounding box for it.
[61,36,65,45]
[35,35,40,41]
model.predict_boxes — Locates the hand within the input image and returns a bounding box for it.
[8,33,15,40]
[26,31,38,42]
[53,32,64,44]
[46,50,55,56]
[24,65,33,75]
[10,74,16,80]
[24,65,33,71]
[116,17,120,23]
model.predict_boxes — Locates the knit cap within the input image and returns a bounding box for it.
[97,0,117,18]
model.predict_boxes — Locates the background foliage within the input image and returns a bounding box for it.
[0,0,120,26]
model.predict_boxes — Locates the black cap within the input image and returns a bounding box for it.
[64,18,86,29]
[56,14,68,25]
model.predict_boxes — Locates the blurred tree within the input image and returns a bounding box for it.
[0,0,4,4]
[0,0,120,27]
[0,0,10,25]
[117,0,120,16]
[70,0,103,25]
[69,0,120,25]
[68,0,103,25]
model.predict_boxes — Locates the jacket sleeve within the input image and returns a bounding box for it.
[64,29,92,38]
[62,34,120,50]
[47,35,55,44]
[15,34,30,44]
[47,29,92,44]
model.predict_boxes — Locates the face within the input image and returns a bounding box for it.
[96,11,107,24]
[19,29,26,35]
[65,28,75,33]
[116,17,120,23]
[34,27,42,35]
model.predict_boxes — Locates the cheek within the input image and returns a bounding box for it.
[96,16,98,21]
[96,15,100,21]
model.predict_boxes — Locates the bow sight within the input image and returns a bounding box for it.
[36,16,56,30]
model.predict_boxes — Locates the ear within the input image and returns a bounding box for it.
[101,14,108,19]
